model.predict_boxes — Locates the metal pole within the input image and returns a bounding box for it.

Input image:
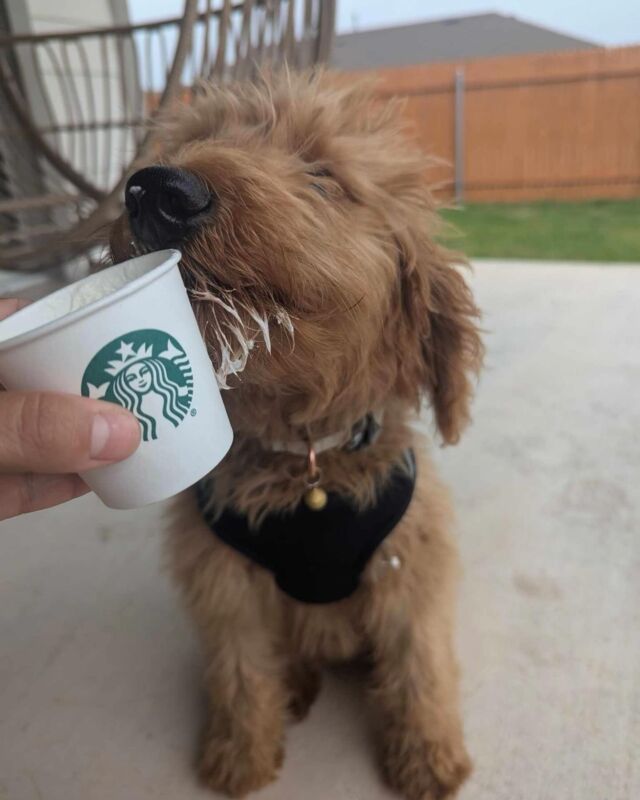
[454,66,465,206]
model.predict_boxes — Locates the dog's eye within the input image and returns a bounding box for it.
[306,166,335,196]
[308,166,333,180]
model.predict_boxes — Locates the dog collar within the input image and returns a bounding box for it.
[270,410,384,456]
[270,411,384,512]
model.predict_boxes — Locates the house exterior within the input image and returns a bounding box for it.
[331,12,597,71]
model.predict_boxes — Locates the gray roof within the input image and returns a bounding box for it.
[331,12,597,71]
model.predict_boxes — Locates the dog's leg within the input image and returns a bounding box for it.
[365,521,472,799]
[196,601,288,798]
[368,603,471,799]
[168,507,287,797]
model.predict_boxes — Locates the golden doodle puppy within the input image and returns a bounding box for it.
[110,70,483,800]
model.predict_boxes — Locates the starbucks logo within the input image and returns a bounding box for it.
[81,329,194,442]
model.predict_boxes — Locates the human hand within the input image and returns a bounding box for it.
[0,298,141,519]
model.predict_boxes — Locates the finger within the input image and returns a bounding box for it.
[0,298,30,321]
[0,473,90,520]
[0,391,140,474]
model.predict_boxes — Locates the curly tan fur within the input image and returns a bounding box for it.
[111,70,483,799]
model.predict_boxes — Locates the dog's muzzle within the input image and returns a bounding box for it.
[125,166,213,250]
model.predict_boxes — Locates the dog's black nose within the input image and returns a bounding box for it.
[125,166,212,250]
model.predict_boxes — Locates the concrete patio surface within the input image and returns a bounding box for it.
[1,260,639,800]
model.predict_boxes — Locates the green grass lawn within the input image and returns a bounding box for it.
[440,198,640,262]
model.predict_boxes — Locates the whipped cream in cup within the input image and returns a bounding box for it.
[0,250,233,509]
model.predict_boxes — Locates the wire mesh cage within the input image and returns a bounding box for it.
[0,0,335,273]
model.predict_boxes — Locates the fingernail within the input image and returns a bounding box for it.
[90,412,140,461]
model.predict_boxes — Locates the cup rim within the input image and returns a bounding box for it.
[0,249,182,353]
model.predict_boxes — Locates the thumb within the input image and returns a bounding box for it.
[0,391,140,474]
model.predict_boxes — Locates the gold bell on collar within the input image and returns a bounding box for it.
[305,485,328,511]
[304,442,327,511]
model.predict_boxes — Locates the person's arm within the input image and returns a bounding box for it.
[0,299,140,520]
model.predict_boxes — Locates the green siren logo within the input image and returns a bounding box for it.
[81,329,194,442]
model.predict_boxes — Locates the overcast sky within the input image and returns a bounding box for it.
[129,0,640,47]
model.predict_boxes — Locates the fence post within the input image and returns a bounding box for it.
[454,66,465,206]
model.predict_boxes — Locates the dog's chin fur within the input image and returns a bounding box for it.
[110,70,482,799]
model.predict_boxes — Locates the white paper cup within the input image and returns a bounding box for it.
[0,249,233,509]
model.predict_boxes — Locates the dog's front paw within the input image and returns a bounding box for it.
[199,731,284,798]
[381,728,472,800]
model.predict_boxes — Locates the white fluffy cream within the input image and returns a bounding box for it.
[67,263,137,312]
[192,288,294,388]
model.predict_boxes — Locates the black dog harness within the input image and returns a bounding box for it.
[196,449,416,605]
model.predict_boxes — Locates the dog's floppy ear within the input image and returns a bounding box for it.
[393,228,483,445]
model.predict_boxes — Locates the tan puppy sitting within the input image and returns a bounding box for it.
[110,71,483,800]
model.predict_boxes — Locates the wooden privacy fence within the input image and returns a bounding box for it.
[363,45,640,203]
